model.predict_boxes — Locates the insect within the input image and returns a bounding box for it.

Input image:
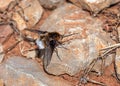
[24,28,77,70]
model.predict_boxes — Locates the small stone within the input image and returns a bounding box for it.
[39,0,66,9]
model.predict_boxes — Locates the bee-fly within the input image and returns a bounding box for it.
[25,28,76,70]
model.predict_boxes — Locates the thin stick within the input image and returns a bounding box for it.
[87,78,106,86]
[0,40,21,54]
[100,43,120,51]
[113,53,120,83]
[2,31,14,45]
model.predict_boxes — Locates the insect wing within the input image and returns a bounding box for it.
[43,40,56,68]
[43,44,54,68]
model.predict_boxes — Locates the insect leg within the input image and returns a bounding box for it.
[57,41,68,50]
[54,48,62,61]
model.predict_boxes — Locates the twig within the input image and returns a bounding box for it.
[100,43,120,51]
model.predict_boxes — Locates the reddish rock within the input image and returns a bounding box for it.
[39,3,115,75]
[0,25,13,43]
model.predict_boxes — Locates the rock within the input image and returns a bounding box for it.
[39,0,66,9]
[12,12,27,31]
[69,0,120,15]
[39,3,115,76]
[0,25,13,64]
[26,50,36,59]
[13,0,43,30]
[0,56,72,86]
[0,0,13,10]
[0,0,43,31]
[0,25,13,43]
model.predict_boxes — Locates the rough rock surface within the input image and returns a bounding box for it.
[39,3,115,76]
[69,0,120,15]
[13,0,43,30]
[0,0,43,31]
[39,0,65,9]
[0,0,13,10]
[0,56,72,86]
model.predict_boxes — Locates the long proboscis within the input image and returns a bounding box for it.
[24,28,47,34]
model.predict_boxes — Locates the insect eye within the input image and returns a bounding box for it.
[50,40,56,46]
